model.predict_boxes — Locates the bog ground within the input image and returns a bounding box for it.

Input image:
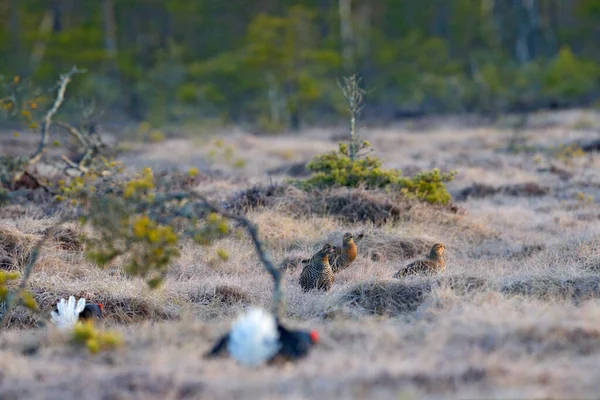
[1,110,600,399]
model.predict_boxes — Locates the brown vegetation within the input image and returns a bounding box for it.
[1,110,600,398]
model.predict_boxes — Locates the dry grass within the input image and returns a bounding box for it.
[1,109,600,399]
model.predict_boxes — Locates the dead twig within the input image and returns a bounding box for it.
[28,66,86,166]
[55,120,91,148]
[61,154,89,174]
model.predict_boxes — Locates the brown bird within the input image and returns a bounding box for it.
[393,243,446,278]
[299,243,335,292]
[330,232,357,273]
[301,233,358,274]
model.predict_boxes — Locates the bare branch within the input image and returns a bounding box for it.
[55,120,91,148]
[27,66,86,167]
[55,120,101,173]
[61,154,89,174]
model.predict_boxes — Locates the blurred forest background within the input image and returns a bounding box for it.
[1,0,600,131]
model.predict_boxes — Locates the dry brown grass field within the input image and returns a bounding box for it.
[1,110,600,399]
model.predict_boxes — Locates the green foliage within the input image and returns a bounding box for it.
[0,271,38,312]
[2,2,600,123]
[297,143,455,205]
[190,5,341,128]
[54,165,235,288]
[543,46,599,101]
[0,74,47,127]
[71,321,123,354]
[0,271,21,302]
[553,143,587,166]
[206,139,246,169]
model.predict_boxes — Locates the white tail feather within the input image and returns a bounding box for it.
[50,296,86,332]
[227,308,281,367]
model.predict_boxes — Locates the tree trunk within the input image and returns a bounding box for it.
[8,0,22,68]
[52,0,62,32]
[355,3,372,83]
[103,0,118,61]
[29,11,54,74]
[338,0,354,73]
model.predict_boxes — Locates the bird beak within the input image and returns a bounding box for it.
[98,304,103,311]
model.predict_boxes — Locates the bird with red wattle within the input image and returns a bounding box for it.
[205,308,319,367]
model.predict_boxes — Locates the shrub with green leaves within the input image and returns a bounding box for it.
[296,142,455,205]
[0,270,39,323]
[55,166,234,288]
[543,46,599,102]
[72,321,123,354]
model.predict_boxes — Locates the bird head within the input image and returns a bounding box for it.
[320,243,335,257]
[342,232,354,245]
[430,243,445,258]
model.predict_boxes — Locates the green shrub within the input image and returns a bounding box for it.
[295,143,455,205]
[543,46,599,101]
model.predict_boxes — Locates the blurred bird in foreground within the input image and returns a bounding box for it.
[50,296,103,332]
[205,308,319,367]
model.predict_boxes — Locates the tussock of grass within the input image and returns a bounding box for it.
[340,275,489,315]
[456,182,550,201]
[188,284,253,306]
[38,225,83,252]
[267,161,310,177]
[500,275,600,301]
[341,279,433,315]
[0,224,39,270]
[341,274,600,316]
[356,232,435,261]
[227,184,462,226]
